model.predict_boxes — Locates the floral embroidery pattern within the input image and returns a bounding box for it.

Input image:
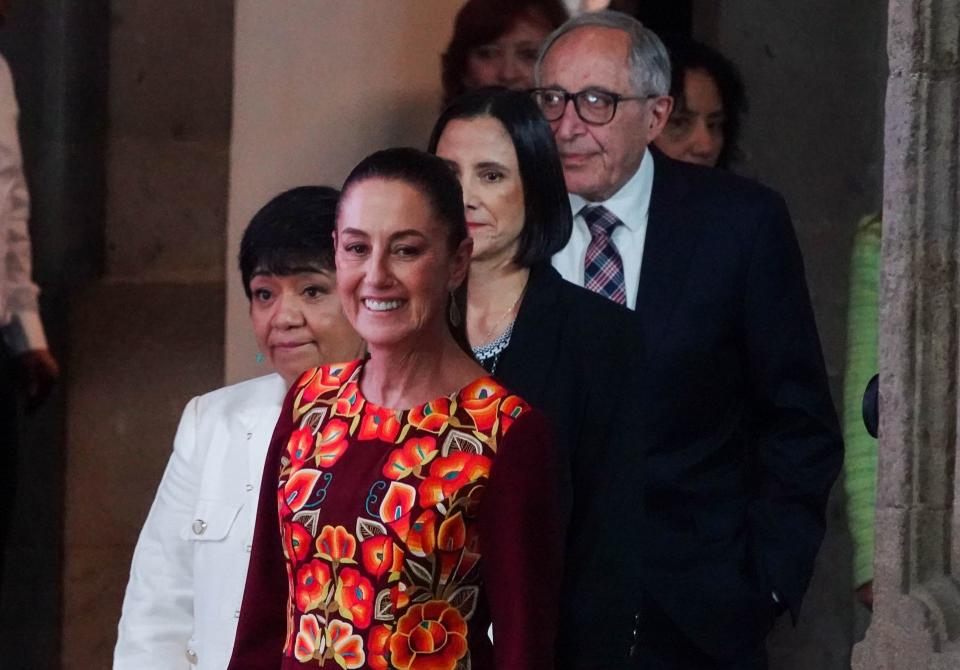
[389,600,469,670]
[277,360,530,668]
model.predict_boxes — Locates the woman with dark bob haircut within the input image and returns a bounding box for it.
[429,89,644,583]
[654,38,748,170]
[116,187,363,670]
[229,148,568,669]
[441,0,567,104]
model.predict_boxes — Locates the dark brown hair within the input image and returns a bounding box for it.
[339,148,472,354]
[441,0,568,104]
[239,186,340,300]
[428,87,572,267]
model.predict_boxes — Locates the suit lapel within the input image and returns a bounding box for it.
[496,263,563,400]
[637,153,706,354]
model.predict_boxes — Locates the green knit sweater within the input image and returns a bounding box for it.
[841,213,881,588]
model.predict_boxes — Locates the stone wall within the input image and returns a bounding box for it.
[225,0,463,383]
[60,2,234,668]
[854,1,960,666]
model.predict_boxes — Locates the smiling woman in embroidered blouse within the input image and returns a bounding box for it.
[227,148,566,670]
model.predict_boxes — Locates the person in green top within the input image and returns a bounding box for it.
[842,213,881,607]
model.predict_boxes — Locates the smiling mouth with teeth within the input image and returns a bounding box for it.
[364,299,404,312]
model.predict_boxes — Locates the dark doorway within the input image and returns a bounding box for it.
[608,0,693,38]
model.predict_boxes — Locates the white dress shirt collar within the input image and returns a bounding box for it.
[568,148,654,231]
[552,149,655,310]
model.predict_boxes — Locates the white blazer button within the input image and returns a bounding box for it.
[192,519,207,535]
[245,484,254,492]
[185,648,198,665]
[245,544,252,553]
[234,608,241,618]
[246,432,253,440]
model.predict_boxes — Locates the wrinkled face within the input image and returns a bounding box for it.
[335,179,472,350]
[539,26,672,201]
[654,68,725,167]
[464,14,552,91]
[249,270,362,384]
[435,116,526,267]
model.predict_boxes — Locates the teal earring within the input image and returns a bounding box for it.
[255,352,265,365]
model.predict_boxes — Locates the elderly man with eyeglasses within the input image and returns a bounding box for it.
[534,11,842,670]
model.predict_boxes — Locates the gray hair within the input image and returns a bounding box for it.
[535,10,671,97]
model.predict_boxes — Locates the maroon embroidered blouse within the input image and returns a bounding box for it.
[228,359,566,670]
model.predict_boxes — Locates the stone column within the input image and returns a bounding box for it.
[852,1,960,667]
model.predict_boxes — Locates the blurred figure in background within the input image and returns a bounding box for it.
[841,212,882,609]
[654,38,747,169]
[114,187,363,670]
[441,0,568,104]
[0,0,59,590]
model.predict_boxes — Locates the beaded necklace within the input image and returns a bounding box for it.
[472,320,515,374]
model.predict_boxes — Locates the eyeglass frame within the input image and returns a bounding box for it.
[530,86,659,126]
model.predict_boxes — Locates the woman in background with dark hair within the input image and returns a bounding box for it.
[429,90,646,664]
[654,38,748,169]
[115,187,363,670]
[428,87,643,455]
[441,0,567,104]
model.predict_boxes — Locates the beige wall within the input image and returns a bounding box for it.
[226,0,461,383]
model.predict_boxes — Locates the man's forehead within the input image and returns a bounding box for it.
[542,26,632,81]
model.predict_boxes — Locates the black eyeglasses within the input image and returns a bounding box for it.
[531,87,655,126]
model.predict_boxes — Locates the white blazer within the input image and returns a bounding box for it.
[114,374,287,669]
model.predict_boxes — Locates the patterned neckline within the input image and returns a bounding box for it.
[349,360,500,416]
[472,319,514,374]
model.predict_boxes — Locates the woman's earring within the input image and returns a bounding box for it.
[448,291,461,327]
[255,352,266,365]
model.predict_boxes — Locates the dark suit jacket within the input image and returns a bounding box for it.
[644,152,840,661]
[493,263,650,665]
[556,151,843,668]
[496,261,643,463]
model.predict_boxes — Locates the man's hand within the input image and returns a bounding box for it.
[855,580,874,609]
[15,348,59,412]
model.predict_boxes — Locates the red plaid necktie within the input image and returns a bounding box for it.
[582,205,626,305]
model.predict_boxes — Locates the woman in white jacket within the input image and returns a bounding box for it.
[114,187,364,669]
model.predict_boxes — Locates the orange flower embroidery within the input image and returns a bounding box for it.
[335,380,365,417]
[327,619,366,669]
[283,521,312,563]
[294,559,332,612]
[284,469,322,512]
[315,419,350,468]
[286,427,315,469]
[406,509,438,557]
[293,613,323,662]
[367,624,392,670]
[459,378,508,432]
[389,600,469,670]
[336,567,375,629]
[315,525,357,564]
[418,452,492,507]
[361,534,394,578]
[499,394,528,432]
[358,405,402,442]
[378,481,416,540]
[437,512,466,552]
[298,360,362,406]
[383,436,438,480]
[407,398,451,434]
